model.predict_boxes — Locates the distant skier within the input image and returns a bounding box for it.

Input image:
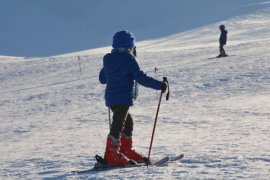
[218,24,228,57]
[99,30,168,166]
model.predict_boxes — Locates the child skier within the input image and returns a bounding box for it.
[218,24,228,57]
[99,30,167,165]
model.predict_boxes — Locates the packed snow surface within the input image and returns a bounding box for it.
[0,1,270,180]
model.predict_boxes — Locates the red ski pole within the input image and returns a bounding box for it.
[147,77,169,162]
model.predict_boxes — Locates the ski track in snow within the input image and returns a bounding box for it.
[1,8,270,180]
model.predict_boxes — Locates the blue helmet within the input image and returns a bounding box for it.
[219,25,225,30]
[112,30,135,49]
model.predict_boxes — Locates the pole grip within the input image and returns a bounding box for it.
[162,77,170,101]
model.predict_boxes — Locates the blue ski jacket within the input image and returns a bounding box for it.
[219,29,227,45]
[99,48,163,107]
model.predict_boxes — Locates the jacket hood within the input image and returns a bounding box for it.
[103,49,134,75]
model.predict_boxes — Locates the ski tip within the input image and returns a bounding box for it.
[169,154,184,161]
[154,156,170,165]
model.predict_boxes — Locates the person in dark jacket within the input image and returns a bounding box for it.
[218,24,228,57]
[99,30,167,165]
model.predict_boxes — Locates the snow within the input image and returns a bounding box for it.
[0,0,269,57]
[1,1,270,179]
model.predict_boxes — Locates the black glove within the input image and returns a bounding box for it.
[161,82,168,93]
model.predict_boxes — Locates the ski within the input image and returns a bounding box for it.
[207,54,236,60]
[72,154,184,173]
[169,154,184,161]
[72,156,168,173]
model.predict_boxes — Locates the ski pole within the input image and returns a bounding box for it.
[108,107,111,129]
[147,77,169,161]
[77,56,82,73]
[154,67,158,98]
[147,90,163,161]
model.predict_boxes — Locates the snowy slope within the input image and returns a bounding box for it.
[1,5,270,180]
[0,0,269,57]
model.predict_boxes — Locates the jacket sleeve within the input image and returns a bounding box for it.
[99,68,107,84]
[129,57,162,90]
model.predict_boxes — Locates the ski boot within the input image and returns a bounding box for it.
[104,136,136,166]
[120,135,151,164]
[217,52,228,58]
